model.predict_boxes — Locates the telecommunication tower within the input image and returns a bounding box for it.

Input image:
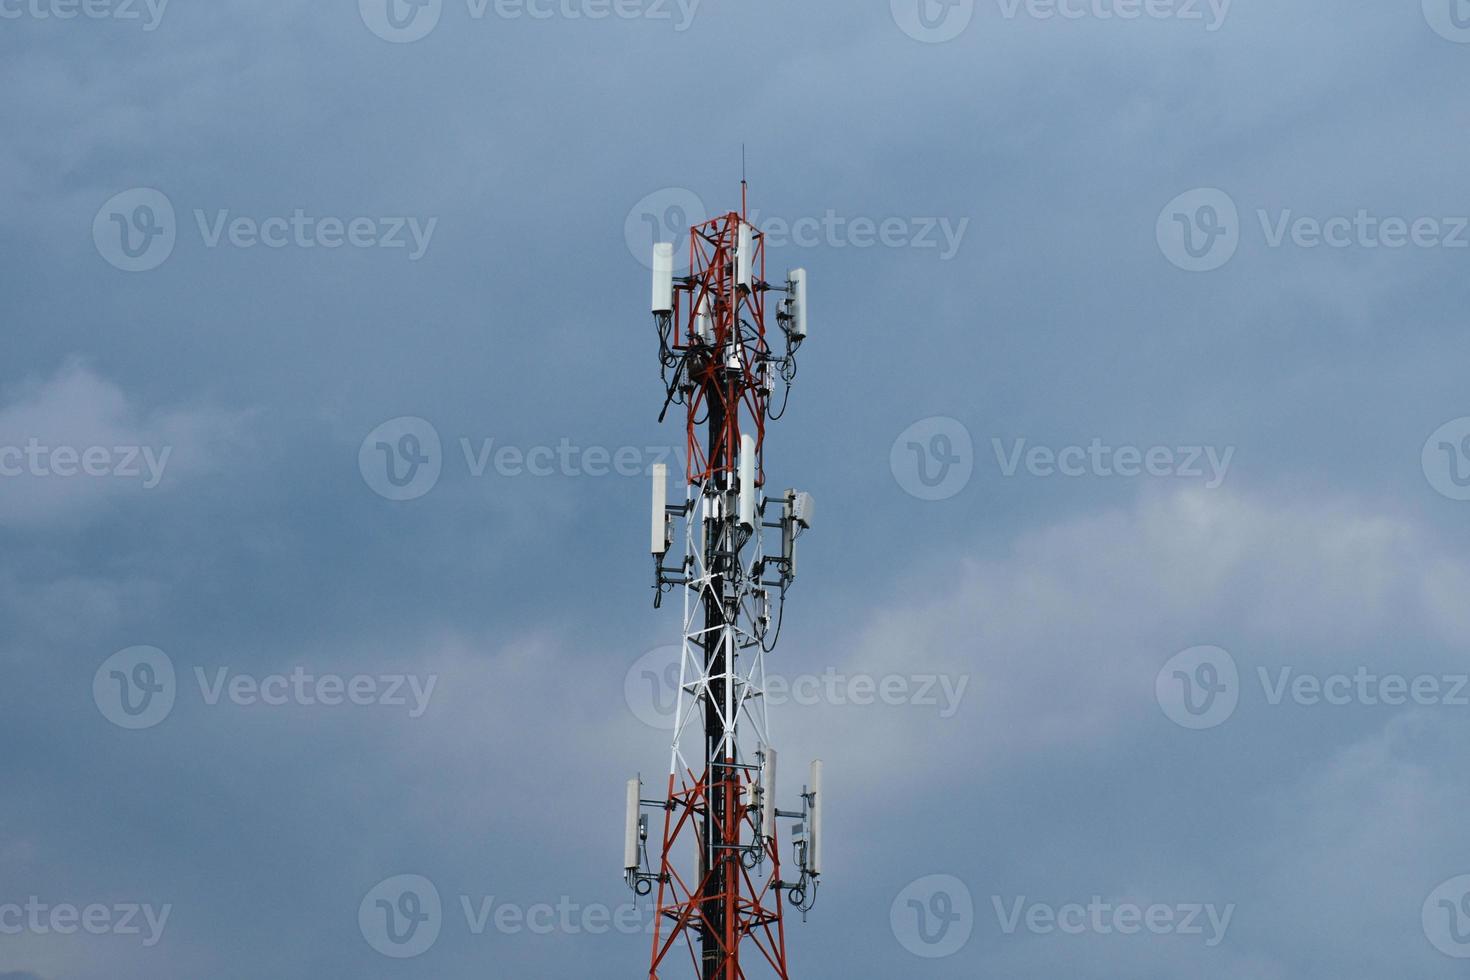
[625,183,823,979]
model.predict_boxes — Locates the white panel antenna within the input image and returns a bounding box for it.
[625,777,642,872]
[695,292,714,345]
[808,760,823,877]
[651,464,670,555]
[789,491,813,530]
[787,269,808,340]
[761,747,778,840]
[738,434,756,530]
[651,243,674,313]
[737,223,754,290]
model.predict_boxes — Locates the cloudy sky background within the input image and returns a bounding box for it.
[5,0,1470,976]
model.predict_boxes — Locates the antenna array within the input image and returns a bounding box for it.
[626,185,824,979]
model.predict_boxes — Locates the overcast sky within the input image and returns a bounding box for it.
[5,0,1470,976]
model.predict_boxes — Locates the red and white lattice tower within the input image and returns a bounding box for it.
[626,184,822,980]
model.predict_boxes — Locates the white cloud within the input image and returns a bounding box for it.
[0,361,247,526]
[779,487,1463,788]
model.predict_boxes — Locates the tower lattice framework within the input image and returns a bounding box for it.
[628,185,820,980]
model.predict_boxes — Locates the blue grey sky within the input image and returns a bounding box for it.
[5,0,1470,976]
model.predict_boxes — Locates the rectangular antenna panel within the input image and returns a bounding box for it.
[762,747,778,840]
[651,243,674,313]
[650,464,669,555]
[809,760,823,876]
[738,434,756,530]
[625,777,641,871]
[788,268,808,340]
[737,223,754,289]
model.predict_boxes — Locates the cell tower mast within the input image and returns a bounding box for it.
[626,184,822,979]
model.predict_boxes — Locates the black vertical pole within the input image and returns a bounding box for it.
[701,375,727,980]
